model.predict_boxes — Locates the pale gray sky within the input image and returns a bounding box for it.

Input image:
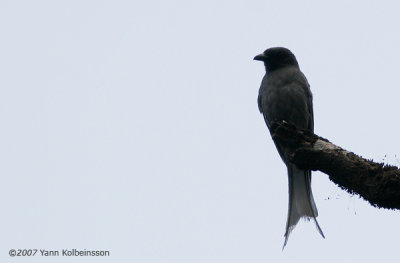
[1,0,400,262]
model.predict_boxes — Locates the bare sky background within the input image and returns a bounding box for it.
[1,1,400,262]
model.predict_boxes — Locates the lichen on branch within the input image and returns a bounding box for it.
[270,122,400,210]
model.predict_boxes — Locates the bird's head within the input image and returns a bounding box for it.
[254,47,299,72]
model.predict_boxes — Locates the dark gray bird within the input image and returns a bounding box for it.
[254,47,324,248]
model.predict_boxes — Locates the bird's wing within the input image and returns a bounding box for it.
[306,84,314,132]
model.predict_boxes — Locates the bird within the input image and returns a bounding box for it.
[254,47,324,248]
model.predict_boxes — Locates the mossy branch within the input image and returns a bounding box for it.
[270,121,400,210]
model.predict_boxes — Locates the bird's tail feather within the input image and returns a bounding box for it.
[283,164,324,249]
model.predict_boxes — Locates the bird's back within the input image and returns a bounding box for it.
[258,66,313,132]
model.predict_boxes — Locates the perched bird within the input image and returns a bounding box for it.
[254,47,324,248]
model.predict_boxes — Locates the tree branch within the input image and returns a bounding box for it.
[270,121,400,210]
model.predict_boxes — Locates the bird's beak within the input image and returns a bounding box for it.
[254,53,267,61]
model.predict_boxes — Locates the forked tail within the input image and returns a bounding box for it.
[283,164,324,249]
